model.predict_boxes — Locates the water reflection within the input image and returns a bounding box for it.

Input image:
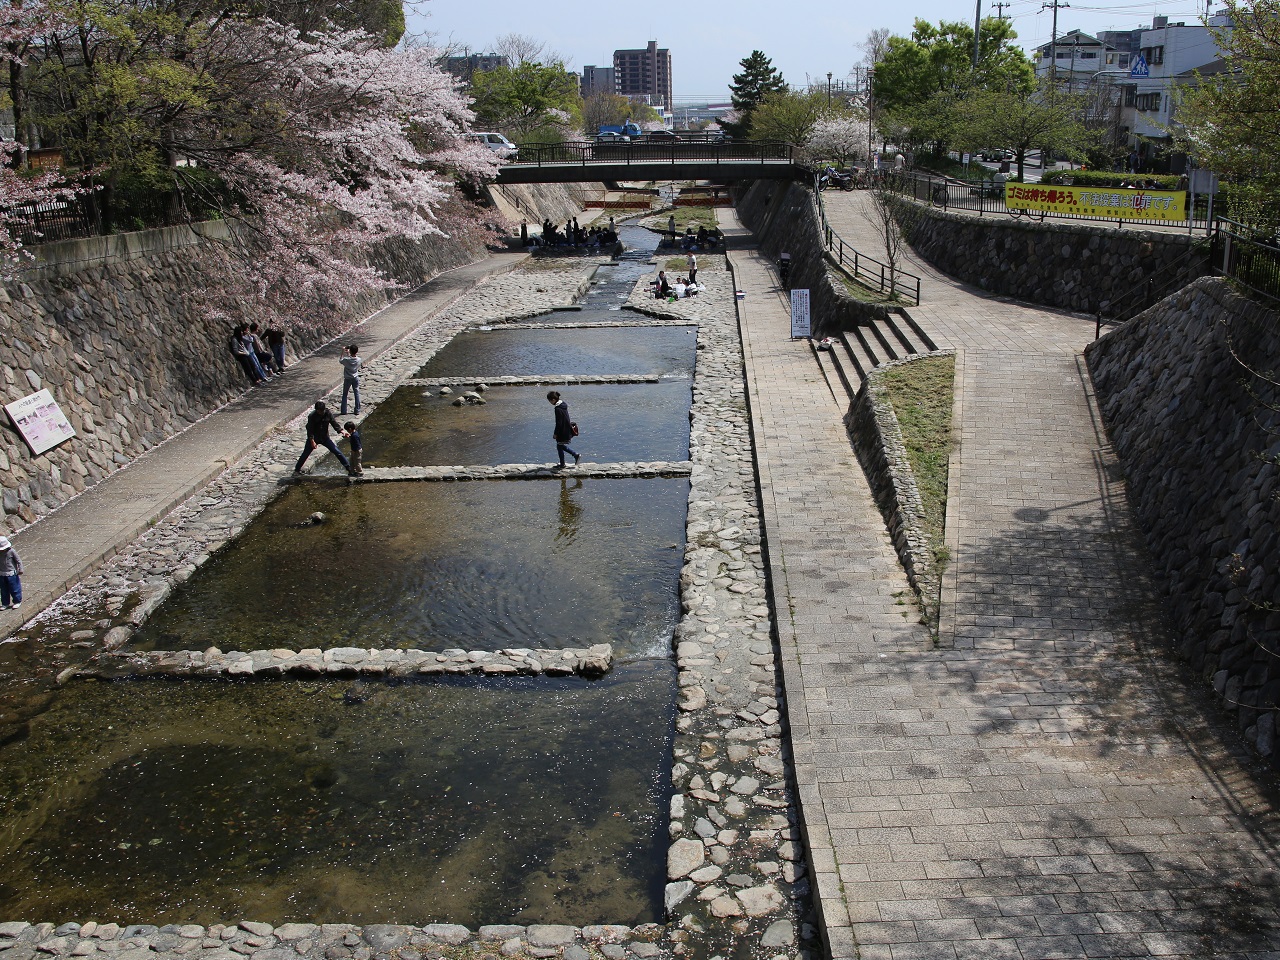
[130,480,687,657]
[0,663,674,925]
[416,327,696,380]
[557,477,583,546]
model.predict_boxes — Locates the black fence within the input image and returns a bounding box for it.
[4,198,95,245]
[1213,220,1280,308]
[886,169,1212,232]
[814,175,921,304]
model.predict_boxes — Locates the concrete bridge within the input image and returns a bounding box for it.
[495,140,806,185]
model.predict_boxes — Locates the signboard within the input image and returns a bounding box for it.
[1005,183,1187,221]
[1189,169,1219,195]
[5,388,76,456]
[790,288,811,339]
[1130,53,1149,78]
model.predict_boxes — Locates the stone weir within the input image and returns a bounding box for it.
[0,921,669,960]
[79,644,615,680]
[303,462,693,482]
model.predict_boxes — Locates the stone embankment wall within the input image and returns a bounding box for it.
[732,181,895,335]
[893,198,1211,314]
[846,354,953,634]
[0,182,591,533]
[1086,277,1280,765]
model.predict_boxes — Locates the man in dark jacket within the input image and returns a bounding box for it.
[294,401,355,475]
[547,390,580,468]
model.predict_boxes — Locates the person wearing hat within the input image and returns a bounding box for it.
[0,536,23,610]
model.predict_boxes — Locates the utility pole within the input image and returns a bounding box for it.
[1041,0,1070,86]
[994,1,1010,18]
[973,0,982,68]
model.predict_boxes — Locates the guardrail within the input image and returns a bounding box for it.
[813,175,921,305]
[887,170,1212,232]
[507,140,800,168]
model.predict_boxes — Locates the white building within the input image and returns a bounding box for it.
[1034,30,1113,90]
[1121,14,1231,167]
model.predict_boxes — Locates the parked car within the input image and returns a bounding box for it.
[646,130,681,142]
[467,132,518,159]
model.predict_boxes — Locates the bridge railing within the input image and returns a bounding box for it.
[507,140,799,168]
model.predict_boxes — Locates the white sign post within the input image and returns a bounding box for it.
[790,288,811,339]
[5,388,76,455]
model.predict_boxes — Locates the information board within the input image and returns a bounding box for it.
[5,388,76,455]
[1005,183,1187,221]
[790,288,811,339]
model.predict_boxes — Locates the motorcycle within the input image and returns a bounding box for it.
[818,166,855,191]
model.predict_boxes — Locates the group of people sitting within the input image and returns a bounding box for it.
[534,217,619,248]
[663,223,723,250]
[651,270,702,300]
[228,322,286,385]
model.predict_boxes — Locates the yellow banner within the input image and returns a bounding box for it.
[1005,183,1187,221]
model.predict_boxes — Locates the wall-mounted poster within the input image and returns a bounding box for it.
[5,389,76,456]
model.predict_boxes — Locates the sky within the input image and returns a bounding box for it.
[409,0,1215,103]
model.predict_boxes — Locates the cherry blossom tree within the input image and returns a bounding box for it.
[806,114,873,167]
[0,0,87,276]
[8,1,503,319]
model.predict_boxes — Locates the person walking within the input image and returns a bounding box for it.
[294,401,355,475]
[547,390,580,468]
[340,344,362,415]
[0,536,23,610]
[686,252,698,285]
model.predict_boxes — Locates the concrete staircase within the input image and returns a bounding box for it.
[811,308,938,405]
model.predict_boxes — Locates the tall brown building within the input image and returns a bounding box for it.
[612,41,673,110]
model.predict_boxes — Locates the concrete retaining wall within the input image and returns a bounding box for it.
[1086,277,1280,764]
[0,182,591,533]
[732,181,895,335]
[846,353,954,634]
[894,199,1211,314]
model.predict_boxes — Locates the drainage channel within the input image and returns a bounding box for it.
[0,223,817,960]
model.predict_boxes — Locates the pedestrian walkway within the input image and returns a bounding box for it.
[0,252,526,637]
[722,198,1280,959]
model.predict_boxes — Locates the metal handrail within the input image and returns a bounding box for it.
[1212,219,1280,308]
[507,140,799,168]
[812,173,922,305]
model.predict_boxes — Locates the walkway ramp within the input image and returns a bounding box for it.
[724,197,1280,960]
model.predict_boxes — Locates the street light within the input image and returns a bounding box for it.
[827,72,833,104]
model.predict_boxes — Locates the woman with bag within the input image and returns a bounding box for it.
[547,390,580,469]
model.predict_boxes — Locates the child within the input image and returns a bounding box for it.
[340,343,361,415]
[344,421,363,476]
[0,536,24,610]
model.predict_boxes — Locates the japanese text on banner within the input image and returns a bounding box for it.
[1004,183,1187,221]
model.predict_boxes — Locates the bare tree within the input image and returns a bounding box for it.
[492,32,560,66]
[858,28,892,68]
[863,188,911,297]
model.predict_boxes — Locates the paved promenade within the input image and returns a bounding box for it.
[0,252,526,637]
[724,198,1280,959]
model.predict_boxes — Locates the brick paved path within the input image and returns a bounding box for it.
[724,198,1280,959]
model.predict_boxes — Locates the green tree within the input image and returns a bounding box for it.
[749,87,846,144]
[469,60,581,141]
[1176,0,1280,228]
[726,50,784,138]
[955,81,1094,179]
[871,18,1034,155]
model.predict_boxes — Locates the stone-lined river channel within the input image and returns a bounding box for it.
[0,223,817,960]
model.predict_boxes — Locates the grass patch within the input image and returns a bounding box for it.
[656,206,716,233]
[876,353,955,575]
